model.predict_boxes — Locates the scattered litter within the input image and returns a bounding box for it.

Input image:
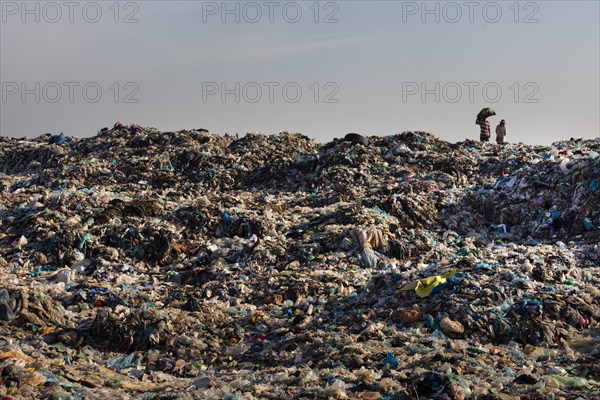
[0,127,599,398]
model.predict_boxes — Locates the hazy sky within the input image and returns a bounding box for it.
[1,0,598,144]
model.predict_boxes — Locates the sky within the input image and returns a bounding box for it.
[0,0,599,144]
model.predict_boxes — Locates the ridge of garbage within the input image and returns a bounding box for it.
[1,126,599,399]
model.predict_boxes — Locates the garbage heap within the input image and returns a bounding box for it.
[0,127,599,400]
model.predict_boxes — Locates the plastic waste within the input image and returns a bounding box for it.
[400,270,456,298]
[0,289,16,321]
[548,375,600,389]
[48,132,69,145]
[383,352,399,368]
[0,126,599,399]
[107,354,140,370]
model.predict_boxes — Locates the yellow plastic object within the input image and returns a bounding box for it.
[401,270,456,298]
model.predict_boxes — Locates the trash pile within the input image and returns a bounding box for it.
[1,126,599,399]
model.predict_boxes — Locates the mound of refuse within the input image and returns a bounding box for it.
[0,126,599,399]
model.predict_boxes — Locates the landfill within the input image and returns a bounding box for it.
[0,125,599,399]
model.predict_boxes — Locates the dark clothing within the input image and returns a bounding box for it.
[479,120,491,142]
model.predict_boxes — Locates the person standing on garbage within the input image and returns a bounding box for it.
[496,120,507,144]
[476,107,495,142]
[478,119,491,142]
